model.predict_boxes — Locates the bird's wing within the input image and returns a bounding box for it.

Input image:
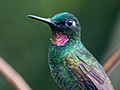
[63,51,110,90]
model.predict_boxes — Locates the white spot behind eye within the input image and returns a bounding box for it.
[72,21,76,26]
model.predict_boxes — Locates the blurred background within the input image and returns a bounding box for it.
[0,0,120,90]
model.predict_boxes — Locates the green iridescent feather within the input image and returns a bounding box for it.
[49,40,113,90]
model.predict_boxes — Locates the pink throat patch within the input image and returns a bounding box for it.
[51,32,69,46]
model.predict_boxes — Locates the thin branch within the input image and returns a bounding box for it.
[0,57,32,90]
[103,46,120,73]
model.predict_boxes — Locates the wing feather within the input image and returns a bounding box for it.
[86,69,109,90]
[64,51,112,90]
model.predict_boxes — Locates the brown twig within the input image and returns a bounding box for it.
[0,57,32,90]
[103,46,120,73]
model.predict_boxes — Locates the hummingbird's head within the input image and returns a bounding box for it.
[28,12,81,46]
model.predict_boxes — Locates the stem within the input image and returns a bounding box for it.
[103,46,120,73]
[0,57,32,90]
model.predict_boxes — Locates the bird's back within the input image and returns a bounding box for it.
[49,41,114,90]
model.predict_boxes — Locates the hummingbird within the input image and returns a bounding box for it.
[28,12,114,90]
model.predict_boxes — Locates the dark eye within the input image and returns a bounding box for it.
[66,20,76,27]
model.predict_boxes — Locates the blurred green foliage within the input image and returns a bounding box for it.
[0,0,120,90]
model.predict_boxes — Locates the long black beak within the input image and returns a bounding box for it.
[28,15,55,26]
